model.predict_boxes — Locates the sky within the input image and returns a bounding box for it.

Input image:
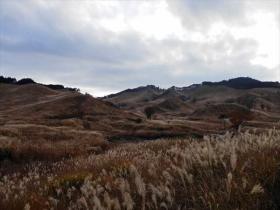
[0,0,279,96]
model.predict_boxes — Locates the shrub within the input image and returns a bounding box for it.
[144,106,157,119]
[16,78,35,85]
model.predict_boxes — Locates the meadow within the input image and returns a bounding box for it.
[0,129,279,210]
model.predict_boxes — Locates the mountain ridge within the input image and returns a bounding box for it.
[2,76,279,98]
[105,77,279,100]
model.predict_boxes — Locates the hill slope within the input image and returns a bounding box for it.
[104,77,280,130]
[1,76,279,148]
[0,80,205,153]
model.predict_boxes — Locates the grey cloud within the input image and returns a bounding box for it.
[167,0,248,31]
[137,33,270,86]
[167,0,280,31]
[0,0,151,64]
[0,18,150,65]
[0,0,278,96]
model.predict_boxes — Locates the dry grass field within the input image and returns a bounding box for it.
[1,129,279,210]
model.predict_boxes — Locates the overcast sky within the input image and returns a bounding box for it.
[0,0,279,96]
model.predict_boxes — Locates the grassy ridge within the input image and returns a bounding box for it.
[0,130,280,209]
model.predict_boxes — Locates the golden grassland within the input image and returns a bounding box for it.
[0,129,280,210]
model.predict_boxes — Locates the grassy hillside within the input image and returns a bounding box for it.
[1,129,279,209]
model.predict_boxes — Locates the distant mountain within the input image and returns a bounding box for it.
[104,77,280,126]
[202,77,280,89]
[104,77,279,106]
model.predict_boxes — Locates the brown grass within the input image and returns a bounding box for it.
[0,130,280,209]
[0,125,107,162]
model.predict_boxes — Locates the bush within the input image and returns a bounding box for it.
[144,106,157,119]
[16,78,35,85]
[0,76,16,84]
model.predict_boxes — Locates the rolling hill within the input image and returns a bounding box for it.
[104,77,280,131]
[1,76,279,150]
[0,77,207,155]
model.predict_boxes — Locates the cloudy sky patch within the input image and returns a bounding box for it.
[0,0,279,96]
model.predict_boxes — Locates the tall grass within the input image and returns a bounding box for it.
[0,129,279,209]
